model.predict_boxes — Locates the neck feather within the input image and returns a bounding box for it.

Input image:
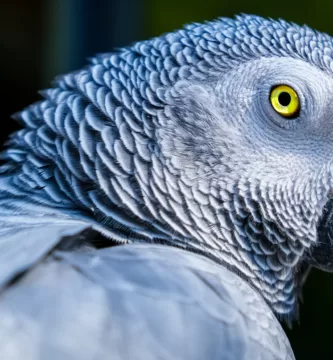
[0,80,305,320]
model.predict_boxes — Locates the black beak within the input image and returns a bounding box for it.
[308,198,333,272]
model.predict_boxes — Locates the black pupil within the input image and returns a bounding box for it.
[278,92,291,107]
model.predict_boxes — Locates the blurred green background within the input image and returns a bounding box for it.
[0,1,333,359]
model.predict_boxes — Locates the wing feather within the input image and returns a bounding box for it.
[0,244,294,360]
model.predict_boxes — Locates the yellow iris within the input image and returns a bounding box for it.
[270,85,300,118]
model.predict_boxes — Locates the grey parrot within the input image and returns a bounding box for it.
[1,13,333,359]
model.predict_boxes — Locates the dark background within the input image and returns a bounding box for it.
[0,1,332,358]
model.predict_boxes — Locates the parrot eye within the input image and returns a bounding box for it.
[270,85,300,118]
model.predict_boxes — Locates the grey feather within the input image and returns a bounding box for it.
[1,13,333,359]
[0,222,88,288]
[0,244,294,360]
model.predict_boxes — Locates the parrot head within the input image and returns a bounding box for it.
[3,15,333,318]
